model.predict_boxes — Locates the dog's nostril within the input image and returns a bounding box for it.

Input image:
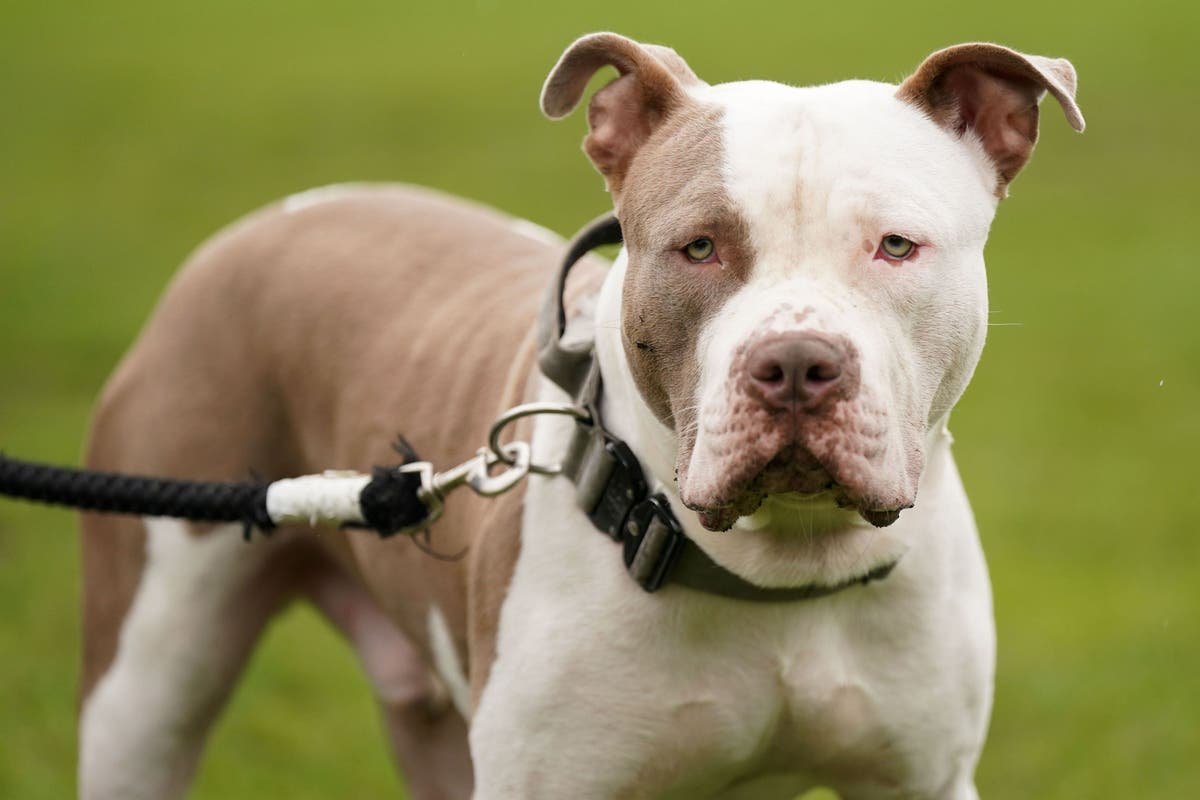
[757,364,785,384]
[805,362,841,384]
[749,353,786,384]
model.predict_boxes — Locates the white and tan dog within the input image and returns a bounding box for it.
[77,33,1083,799]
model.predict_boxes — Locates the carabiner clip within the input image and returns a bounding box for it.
[464,441,532,497]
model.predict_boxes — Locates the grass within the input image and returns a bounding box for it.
[1,0,1197,797]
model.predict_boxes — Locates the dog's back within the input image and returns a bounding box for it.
[78,183,585,798]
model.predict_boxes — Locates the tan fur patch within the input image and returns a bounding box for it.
[617,103,754,473]
[542,33,705,195]
[80,186,607,712]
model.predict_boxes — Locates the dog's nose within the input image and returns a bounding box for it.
[746,333,848,410]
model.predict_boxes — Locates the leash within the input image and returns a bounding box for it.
[0,410,569,542]
[0,213,894,601]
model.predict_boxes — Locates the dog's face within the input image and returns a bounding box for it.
[544,35,1083,533]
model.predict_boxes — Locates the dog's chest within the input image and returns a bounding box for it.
[648,609,912,793]
[477,481,930,797]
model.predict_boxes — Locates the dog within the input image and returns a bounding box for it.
[77,32,1083,799]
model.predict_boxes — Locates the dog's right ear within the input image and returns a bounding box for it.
[897,43,1085,195]
[541,32,702,196]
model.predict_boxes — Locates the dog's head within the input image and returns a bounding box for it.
[543,35,1083,537]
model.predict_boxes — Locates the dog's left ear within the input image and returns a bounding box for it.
[897,43,1085,195]
[541,32,704,196]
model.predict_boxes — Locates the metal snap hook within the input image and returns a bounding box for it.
[466,441,532,496]
[486,402,591,475]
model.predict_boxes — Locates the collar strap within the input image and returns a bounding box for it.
[539,214,895,602]
[536,213,623,398]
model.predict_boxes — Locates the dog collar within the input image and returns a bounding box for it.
[537,214,896,602]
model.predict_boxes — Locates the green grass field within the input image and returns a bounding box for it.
[2,1,1197,797]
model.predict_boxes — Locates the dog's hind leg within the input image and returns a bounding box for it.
[78,517,302,800]
[305,564,474,799]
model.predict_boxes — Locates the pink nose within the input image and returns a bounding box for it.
[746,333,849,410]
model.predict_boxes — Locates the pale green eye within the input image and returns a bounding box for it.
[684,238,715,262]
[881,234,915,259]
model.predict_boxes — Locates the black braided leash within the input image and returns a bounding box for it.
[0,450,429,539]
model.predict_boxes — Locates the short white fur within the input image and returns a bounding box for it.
[79,520,278,799]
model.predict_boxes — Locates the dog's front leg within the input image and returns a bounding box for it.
[468,653,646,800]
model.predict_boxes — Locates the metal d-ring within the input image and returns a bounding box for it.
[487,401,591,475]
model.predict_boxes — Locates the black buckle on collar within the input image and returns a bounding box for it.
[582,437,647,540]
[566,416,684,593]
[622,494,685,593]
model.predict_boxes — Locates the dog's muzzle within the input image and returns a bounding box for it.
[681,329,912,531]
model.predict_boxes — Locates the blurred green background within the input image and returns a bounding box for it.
[1,0,1196,797]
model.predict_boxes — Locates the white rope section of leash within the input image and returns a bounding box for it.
[264,472,373,527]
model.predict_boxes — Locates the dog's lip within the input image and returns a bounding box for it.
[689,489,910,532]
[766,490,837,509]
[682,443,912,531]
[854,507,907,528]
[732,490,840,531]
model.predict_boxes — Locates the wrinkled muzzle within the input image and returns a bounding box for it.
[678,308,923,532]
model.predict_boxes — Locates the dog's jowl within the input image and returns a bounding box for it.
[79,32,1082,800]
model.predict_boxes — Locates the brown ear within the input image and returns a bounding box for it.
[897,43,1085,194]
[541,32,703,195]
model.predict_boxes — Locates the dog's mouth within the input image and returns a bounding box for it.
[683,446,909,532]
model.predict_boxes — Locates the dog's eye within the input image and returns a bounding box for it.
[684,238,716,263]
[879,235,916,260]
